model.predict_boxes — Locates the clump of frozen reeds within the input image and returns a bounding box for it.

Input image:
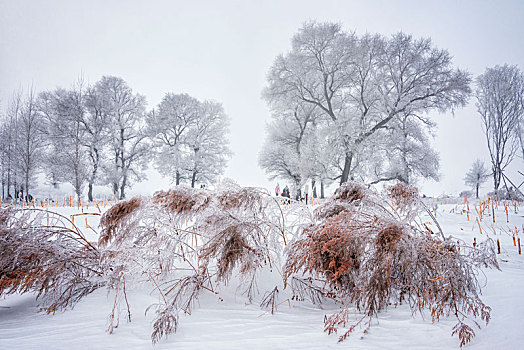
[0,207,103,313]
[284,181,498,347]
[98,181,285,342]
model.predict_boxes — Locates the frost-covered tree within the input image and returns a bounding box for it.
[367,112,440,185]
[16,88,45,198]
[264,22,470,185]
[82,84,111,201]
[517,117,524,161]
[0,113,7,199]
[39,81,89,199]
[299,122,337,198]
[97,76,148,199]
[148,93,200,185]
[184,100,231,188]
[148,94,231,188]
[259,103,319,199]
[476,65,524,191]
[0,92,23,198]
[464,159,490,198]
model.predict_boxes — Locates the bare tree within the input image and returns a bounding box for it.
[476,64,524,191]
[464,159,490,198]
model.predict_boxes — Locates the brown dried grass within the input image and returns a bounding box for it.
[0,208,102,313]
[387,182,419,210]
[152,188,210,214]
[99,197,142,247]
[284,183,497,347]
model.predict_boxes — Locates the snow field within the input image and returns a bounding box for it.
[0,199,523,349]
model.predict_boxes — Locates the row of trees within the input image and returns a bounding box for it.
[259,22,471,197]
[0,76,231,200]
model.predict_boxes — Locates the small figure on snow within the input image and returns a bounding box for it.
[275,183,280,196]
[281,185,291,204]
[281,185,290,204]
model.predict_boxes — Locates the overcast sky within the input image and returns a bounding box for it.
[1,0,523,197]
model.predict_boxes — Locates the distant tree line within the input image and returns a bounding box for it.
[0,76,231,200]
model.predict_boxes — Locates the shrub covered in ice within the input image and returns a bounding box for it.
[284,182,498,347]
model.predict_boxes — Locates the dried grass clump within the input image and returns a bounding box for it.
[152,188,210,214]
[200,226,256,281]
[375,223,403,251]
[217,187,263,211]
[314,182,370,220]
[0,208,103,313]
[286,211,363,289]
[334,181,367,202]
[97,181,284,343]
[99,196,142,247]
[284,183,498,347]
[387,182,420,210]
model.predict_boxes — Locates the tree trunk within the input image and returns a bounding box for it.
[320,181,325,199]
[87,148,99,202]
[176,170,181,186]
[312,179,317,198]
[476,183,479,199]
[6,168,11,198]
[75,184,81,201]
[191,170,197,188]
[296,188,302,201]
[340,151,353,185]
[493,166,501,191]
[88,183,94,202]
[119,175,127,200]
[24,171,29,200]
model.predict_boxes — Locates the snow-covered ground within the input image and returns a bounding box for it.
[1,199,523,349]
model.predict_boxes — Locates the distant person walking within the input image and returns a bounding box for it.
[275,183,280,196]
[282,185,290,203]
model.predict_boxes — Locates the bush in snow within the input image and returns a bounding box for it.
[0,208,103,313]
[284,182,498,347]
[97,181,285,342]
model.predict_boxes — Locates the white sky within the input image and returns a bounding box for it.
[1,0,523,197]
